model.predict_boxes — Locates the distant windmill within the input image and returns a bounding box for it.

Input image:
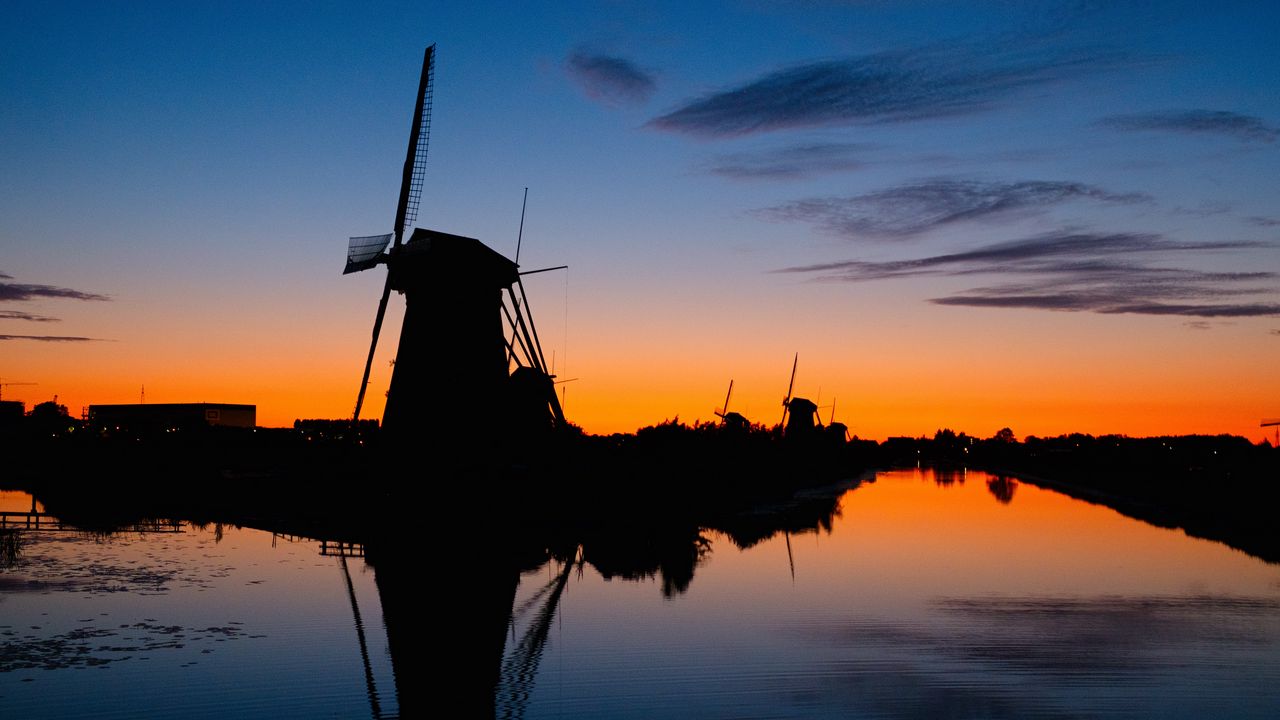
[826,397,850,442]
[714,379,748,429]
[344,46,565,445]
[1263,418,1279,446]
[779,354,819,436]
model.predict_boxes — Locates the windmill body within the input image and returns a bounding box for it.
[381,229,518,437]
[779,354,822,438]
[783,397,820,436]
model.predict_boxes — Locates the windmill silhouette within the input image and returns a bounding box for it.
[779,353,820,437]
[344,46,565,447]
[713,379,749,430]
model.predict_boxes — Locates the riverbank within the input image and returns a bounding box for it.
[962,434,1279,563]
[3,424,1274,562]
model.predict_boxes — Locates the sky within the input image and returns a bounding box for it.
[2,1,1277,440]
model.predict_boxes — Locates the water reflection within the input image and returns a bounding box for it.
[986,473,1017,504]
[495,556,577,719]
[933,466,966,486]
[0,506,399,719]
[5,470,1280,718]
[0,527,19,567]
[495,469,1280,719]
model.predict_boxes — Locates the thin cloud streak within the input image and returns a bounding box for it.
[705,142,870,179]
[758,179,1148,239]
[650,43,1134,137]
[777,231,1279,319]
[932,295,1280,317]
[0,310,60,322]
[0,282,110,302]
[566,51,657,106]
[0,335,105,342]
[776,233,1260,276]
[1098,109,1278,142]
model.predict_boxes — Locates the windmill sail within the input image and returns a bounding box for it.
[352,45,436,423]
[393,44,435,246]
[344,233,393,274]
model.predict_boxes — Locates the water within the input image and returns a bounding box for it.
[3,470,1280,718]
[502,469,1280,719]
[0,491,396,719]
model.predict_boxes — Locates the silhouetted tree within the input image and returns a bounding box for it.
[28,399,79,436]
[986,474,1017,504]
[993,427,1016,443]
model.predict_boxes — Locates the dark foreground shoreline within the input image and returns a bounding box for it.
[3,423,1276,563]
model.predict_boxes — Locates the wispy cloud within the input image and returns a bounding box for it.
[705,142,870,180]
[933,293,1280,317]
[1170,201,1231,218]
[777,231,1279,319]
[777,233,1256,277]
[1098,110,1278,143]
[757,179,1147,239]
[0,334,104,342]
[1246,216,1280,228]
[0,310,60,322]
[566,50,656,106]
[0,282,109,302]
[650,43,1132,137]
[1183,320,1212,330]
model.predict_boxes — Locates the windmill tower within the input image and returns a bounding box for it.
[344,46,566,449]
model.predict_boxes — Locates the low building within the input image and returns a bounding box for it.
[0,400,24,430]
[89,403,256,431]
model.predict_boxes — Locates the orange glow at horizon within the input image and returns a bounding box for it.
[4,284,1276,442]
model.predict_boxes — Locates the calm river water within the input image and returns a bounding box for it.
[3,469,1279,718]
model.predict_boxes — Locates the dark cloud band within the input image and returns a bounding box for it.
[932,295,1280,317]
[0,310,60,322]
[1098,110,1278,143]
[777,231,1278,319]
[0,334,103,342]
[566,51,656,106]
[706,142,870,180]
[0,282,109,302]
[759,179,1148,239]
[651,44,1132,137]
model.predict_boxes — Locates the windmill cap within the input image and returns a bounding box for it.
[389,227,519,290]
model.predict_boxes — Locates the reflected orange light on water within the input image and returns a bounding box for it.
[754,468,1280,604]
[0,490,44,514]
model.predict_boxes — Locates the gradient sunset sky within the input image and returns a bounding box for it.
[2,1,1277,440]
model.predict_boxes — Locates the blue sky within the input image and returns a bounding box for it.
[2,1,1277,435]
